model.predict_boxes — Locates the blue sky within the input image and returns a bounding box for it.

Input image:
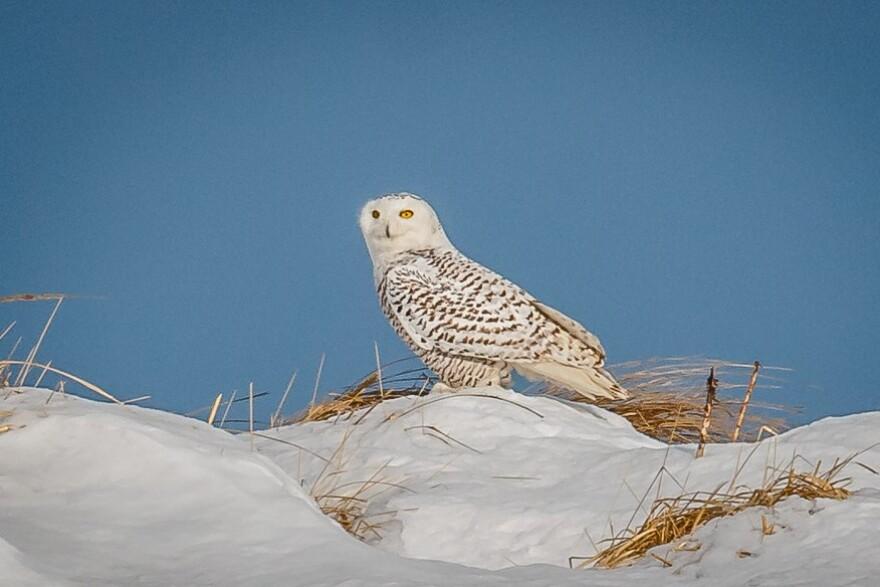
[2,1,879,424]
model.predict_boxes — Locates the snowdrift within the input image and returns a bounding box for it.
[1,387,878,586]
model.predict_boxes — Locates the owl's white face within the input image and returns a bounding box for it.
[359,193,453,269]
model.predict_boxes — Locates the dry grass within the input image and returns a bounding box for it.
[0,360,122,404]
[554,358,789,444]
[0,294,129,405]
[304,431,407,541]
[288,365,435,424]
[251,428,389,542]
[288,357,789,444]
[0,409,13,435]
[694,367,719,457]
[594,391,737,444]
[581,456,854,569]
[261,361,430,540]
[310,468,401,542]
[0,362,10,388]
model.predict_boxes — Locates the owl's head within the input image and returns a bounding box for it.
[359,193,453,266]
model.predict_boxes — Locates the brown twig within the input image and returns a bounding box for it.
[0,293,67,303]
[695,367,718,458]
[732,361,761,442]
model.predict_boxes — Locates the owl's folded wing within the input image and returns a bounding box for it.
[532,301,606,365]
[382,263,553,362]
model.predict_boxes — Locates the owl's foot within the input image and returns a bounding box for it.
[430,378,507,394]
[429,381,456,394]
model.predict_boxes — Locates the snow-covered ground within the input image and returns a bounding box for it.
[1,387,878,586]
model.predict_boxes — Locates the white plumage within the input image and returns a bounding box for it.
[359,192,627,401]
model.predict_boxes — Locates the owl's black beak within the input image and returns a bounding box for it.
[385,224,391,239]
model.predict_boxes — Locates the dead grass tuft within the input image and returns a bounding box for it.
[305,431,407,541]
[583,456,853,569]
[553,358,789,444]
[292,357,789,443]
[288,365,435,424]
[310,471,401,542]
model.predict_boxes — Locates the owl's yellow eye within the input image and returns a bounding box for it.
[399,209,414,219]
[371,210,380,219]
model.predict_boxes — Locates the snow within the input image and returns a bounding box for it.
[1,386,878,586]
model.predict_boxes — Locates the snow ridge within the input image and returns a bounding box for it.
[1,387,878,586]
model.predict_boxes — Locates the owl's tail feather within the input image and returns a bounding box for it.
[514,362,629,401]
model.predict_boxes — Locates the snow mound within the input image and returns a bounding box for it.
[1,387,878,586]
[259,387,880,579]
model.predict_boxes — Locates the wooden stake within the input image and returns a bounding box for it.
[695,367,718,458]
[732,361,761,442]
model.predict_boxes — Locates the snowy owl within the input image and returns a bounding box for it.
[359,192,627,401]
